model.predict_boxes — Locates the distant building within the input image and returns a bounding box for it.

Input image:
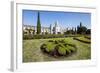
[52,21,61,34]
[23,25,50,35]
[23,21,67,35]
[23,25,37,35]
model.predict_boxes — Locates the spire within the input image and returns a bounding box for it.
[55,21,58,27]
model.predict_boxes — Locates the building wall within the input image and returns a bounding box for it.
[23,23,67,35]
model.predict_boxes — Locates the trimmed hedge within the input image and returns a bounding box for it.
[58,47,66,56]
[84,36,91,39]
[23,34,64,40]
[45,43,55,53]
[23,34,85,40]
[40,39,77,57]
[73,37,91,44]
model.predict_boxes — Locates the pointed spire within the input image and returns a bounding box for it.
[55,21,58,27]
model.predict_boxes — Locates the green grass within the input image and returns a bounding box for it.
[23,37,91,62]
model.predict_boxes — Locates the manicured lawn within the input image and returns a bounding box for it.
[23,37,91,62]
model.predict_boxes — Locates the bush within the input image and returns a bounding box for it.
[54,40,59,44]
[73,37,90,44]
[23,34,65,40]
[33,35,42,39]
[66,45,75,53]
[23,34,33,40]
[59,39,65,43]
[48,40,54,42]
[84,36,91,39]
[45,43,55,53]
[40,39,77,57]
[40,44,47,50]
[58,47,66,56]
[65,48,71,54]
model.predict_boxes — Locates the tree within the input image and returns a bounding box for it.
[25,28,31,35]
[77,25,80,34]
[64,29,72,35]
[50,24,52,34]
[77,22,87,34]
[86,29,91,34]
[75,27,77,34]
[37,12,41,34]
[80,22,82,27]
[81,26,87,34]
[71,27,74,34]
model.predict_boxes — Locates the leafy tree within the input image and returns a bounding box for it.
[25,28,32,35]
[81,26,87,34]
[45,30,48,34]
[77,25,80,34]
[37,12,41,34]
[77,22,87,34]
[80,22,82,27]
[50,24,52,34]
[64,29,72,35]
[86,29,91,34]
[71,27,74,34]
[75,27,77,34]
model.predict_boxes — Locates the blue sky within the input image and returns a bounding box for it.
[22,10,91,29]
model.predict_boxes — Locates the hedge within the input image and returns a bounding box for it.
[23,34,64,40]
[23,34,85,40]
[84,36,91,39]
[40,39,77,57]
[73,37,91,44]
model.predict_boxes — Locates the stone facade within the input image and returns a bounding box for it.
[23,21,67,35]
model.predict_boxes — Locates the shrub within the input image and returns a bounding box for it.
[23,34,33,40]
[66,45,75,53]
[23,34,65,40]
[45,43,55,53]
[59,39,65,43]
[66,48,71,54]
[48,40,54,42]
[40,39,77,57]
[55,40,59,44]
[67,43,76,47]
[57,43,65,47]
[58,46,66,56]
[84,36,91,39]
[40,44,47,50]
[33,35,42,39]
[73,37,90,44]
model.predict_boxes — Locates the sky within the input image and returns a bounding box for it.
[22,10,91,29]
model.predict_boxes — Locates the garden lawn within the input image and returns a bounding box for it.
[23,37,91,62]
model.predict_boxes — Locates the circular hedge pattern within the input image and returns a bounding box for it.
[40,39,77,57]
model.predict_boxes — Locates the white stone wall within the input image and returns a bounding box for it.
[23,22,67,35]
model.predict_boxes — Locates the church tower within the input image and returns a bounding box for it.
[54,21,60,34]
